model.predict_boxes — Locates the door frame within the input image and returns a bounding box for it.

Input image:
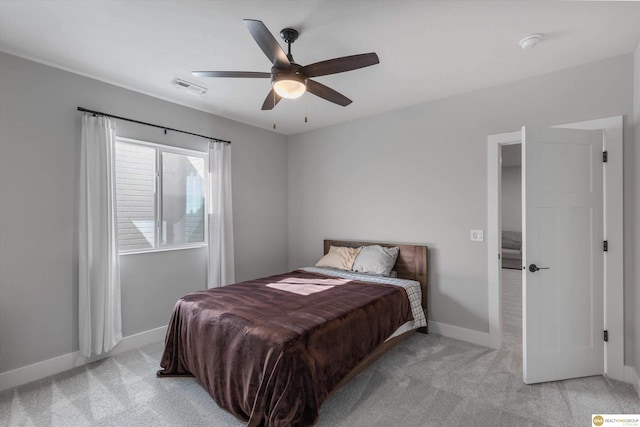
[486,115,624,382]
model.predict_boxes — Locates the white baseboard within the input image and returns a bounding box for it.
[428,321,490,347]
[0,325,167,392]
[624,365,640,398]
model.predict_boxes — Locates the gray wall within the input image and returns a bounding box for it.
[633,41,640,378]
[0,52,289,373]
[288,54,634,347]
[501,165,522,234]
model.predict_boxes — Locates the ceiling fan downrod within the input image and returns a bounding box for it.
[280,28,299,62]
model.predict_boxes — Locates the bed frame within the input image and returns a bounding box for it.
[323,239,429,395]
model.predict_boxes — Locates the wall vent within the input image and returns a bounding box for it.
[174,79,208,96]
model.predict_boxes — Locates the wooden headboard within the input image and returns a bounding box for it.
[323,239,428,316]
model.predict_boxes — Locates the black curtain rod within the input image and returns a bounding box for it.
[77,107,231,144]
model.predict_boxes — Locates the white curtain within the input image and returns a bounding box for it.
[208,142,235,288]
[79,114,122,357]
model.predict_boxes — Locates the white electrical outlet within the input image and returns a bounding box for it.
[471,230,484,242]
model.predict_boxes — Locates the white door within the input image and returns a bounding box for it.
[522,126,604,384]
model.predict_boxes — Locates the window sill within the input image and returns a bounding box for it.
[119,243,207,256]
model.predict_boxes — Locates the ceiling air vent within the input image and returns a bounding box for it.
[174,79,208,96]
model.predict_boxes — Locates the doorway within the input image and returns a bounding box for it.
[486,116,624,382]
[500,143,523,357]
[500,143,522,271]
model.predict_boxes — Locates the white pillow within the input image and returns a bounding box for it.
[315,246,362,270]
[351,245,399,276]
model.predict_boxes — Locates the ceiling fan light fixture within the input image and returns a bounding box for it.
[272,73,307,99]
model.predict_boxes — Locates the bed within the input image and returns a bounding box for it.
[157,239,428,426]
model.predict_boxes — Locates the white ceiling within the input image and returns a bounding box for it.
[1,1,640,135]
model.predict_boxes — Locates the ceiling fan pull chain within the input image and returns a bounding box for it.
[273,90,277,129]
[305,92,308,123]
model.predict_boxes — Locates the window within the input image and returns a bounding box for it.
[115,137,207,253]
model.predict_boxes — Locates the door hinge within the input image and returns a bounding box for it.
[604,330,608,342]
[603,151,608,163]
[604,241,608,252]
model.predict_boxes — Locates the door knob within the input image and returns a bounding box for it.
[528,263,550,273]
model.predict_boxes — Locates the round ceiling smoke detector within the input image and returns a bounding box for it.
[519,33,543,49]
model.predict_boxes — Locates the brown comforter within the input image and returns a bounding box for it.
[157,270,413,427]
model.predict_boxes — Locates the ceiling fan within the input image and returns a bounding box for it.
[192,19,379,110]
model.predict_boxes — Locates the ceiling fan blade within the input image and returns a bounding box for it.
[192,71,271,78]
[261,88,282,110]
[306,80,352,107]
[302,53,379,78]
[243,19,290,69]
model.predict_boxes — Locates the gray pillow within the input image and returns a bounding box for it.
[352,245,399,276]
